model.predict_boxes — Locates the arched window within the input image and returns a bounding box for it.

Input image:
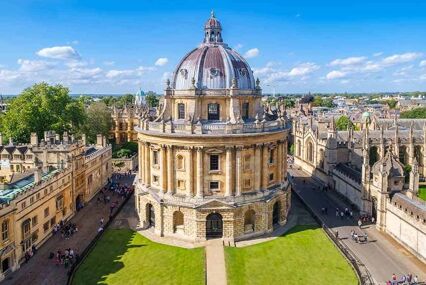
[176,155,184,170]
[307,141,314,162]
[297,140,301,157]
[369,146,379,166]
[399,146,408,165]
[177,103,185,119]
[208,103,220,120]
[415,145,423,166]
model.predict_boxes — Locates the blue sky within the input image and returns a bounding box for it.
[0,0,426,94]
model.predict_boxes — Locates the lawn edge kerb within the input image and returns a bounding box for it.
[67,193,133,285]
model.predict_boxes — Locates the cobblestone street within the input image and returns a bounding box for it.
[289,167,426,284]
[2,174,135,285]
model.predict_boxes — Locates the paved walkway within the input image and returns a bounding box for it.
[3,174,135,285]
[289,167,426,285]
[205,239,227,285]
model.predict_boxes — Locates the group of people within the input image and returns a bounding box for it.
[52,220,78,239]
[387,273,420,284]
[350,229,368,243]
[334,207,354,220]
[50,248,79,268]
[24,245,37,263]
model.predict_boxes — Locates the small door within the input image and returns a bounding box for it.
[206,213,223,238]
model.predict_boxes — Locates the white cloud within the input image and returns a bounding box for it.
[106,66,155,79]
[17,59,54,72]
[244,48,260,59]
[329,56,367,66]
[326,70,347,80]
[288,62,319,76]
[37,46,80,60]
[382,52,422,65]
[155,57,168,66]
[373,52,383,57]
[419,60,426,67]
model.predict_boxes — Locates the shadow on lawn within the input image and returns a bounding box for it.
[73,229,145,285]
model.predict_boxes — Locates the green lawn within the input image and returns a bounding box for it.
[419,186,426,201]
[225,225,358,285]
[72,229,205,285]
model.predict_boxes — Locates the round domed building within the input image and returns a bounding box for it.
[135,12,291,242]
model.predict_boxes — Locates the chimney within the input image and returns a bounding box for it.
[82,134,87,146]
[0,133,3,145]
[96,134,103,147]
[30,133,38,146]
[34,166,42,184]
[103,135,107,147]
[44,131,48,142]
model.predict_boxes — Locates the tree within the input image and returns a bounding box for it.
[0,83,85,143]
[400,107,426,118]
[335,115,354,131]
[312,96,334,108]
[145,92,159,108]
[81,102,112,143]
[385,99,397,109]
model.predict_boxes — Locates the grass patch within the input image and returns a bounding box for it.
[73,229,204,285]
[225,225,358,285]
[418,186,426,201]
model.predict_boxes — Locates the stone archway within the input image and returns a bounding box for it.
[206,212,223,238]
[273,201,281,226]
[173,211,184,233]
[146,203,155,228]
[244,209,256,233]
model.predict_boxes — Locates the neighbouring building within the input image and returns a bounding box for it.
[110,90,147,144]
[135,13,291,243]
[293,113,426,262]
[0,131,112,280]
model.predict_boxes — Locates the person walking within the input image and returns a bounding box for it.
[358,219,362,228]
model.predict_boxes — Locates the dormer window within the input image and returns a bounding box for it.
[208,103,220,121]
[178,103,185,120]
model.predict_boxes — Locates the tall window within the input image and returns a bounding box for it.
[242,102,249,120]
[22,219,31,239]
[178,103,185,119]
[153,151,159,165]
[2,220,9,241]
[208,103,220,120]
[210,155,219,171]
[269,149,274,164]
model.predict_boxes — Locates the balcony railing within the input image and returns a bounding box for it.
[137,119,288,135]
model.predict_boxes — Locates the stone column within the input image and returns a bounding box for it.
[225,147,234,196]
[283,139,288,180]
[235,147,242,196]
[167,145,174,195]
[187,147,194,197]
[160,145,167,194]
[145,143,151,187]
[277,142,283,182]
[254,144,262,191]
[196,147,204,198]
[138,141,144,183]
[262,144,269,190]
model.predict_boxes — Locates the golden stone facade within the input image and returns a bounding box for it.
[135,14,291,242]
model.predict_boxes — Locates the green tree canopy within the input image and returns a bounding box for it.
[335,115,354,131]
[0,83,85,143]
[385,99,397,109]
[145,92,159,108]
[81,101,112,143]
[312,96,334,108]
[400,107,426,118]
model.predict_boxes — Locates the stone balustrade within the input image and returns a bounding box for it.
[137,119,288,135]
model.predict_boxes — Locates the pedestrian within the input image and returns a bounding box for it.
[340,211,344,219]
[392,273,396,281]
[371,216,375,224]
[335,230,339,240]
[413,275,418,284]
[324,207,328,215]
[350,211,353,219]
[336,209,339,217]
[100,217,104,225]
[358,219,362,228]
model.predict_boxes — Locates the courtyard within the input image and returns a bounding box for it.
[225,225,358,285]
[72,229,205,285]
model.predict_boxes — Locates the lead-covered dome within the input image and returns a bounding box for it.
[172,12,255,90]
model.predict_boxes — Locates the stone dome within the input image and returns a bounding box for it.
[172,12,255,91]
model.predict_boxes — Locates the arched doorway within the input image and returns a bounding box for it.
[75,195,83,211]
[244,210,256,233]
[146,204,155,228]
[206,213,223,238]
[273,202,281,226]
[2,257,10,273]
[173,211,184,233]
